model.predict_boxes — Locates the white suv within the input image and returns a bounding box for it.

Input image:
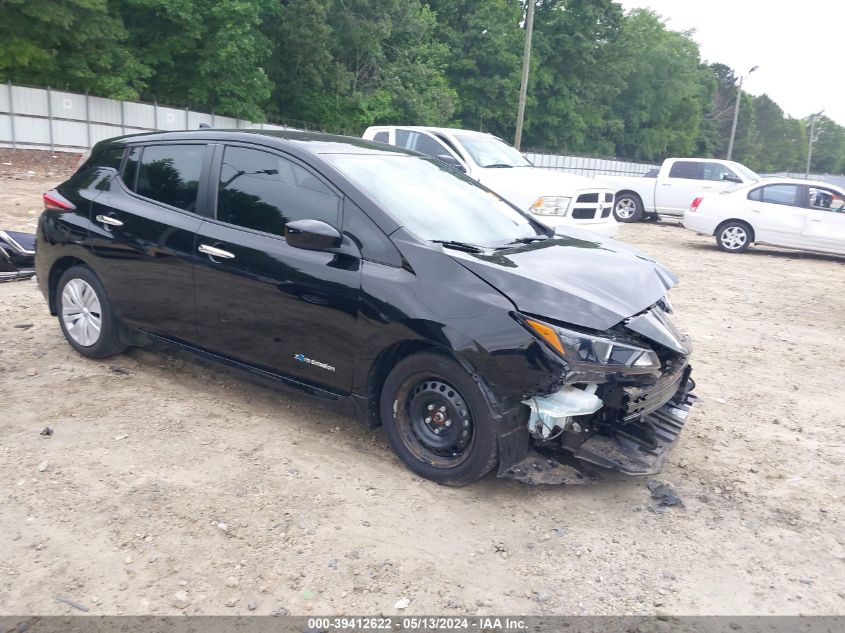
[362,126,617,236]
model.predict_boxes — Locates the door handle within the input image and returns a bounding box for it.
[96,214,123,227]
[809,218,822,223]
[750,209,761,213]
[199,244,235,260]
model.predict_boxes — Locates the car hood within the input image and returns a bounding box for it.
[446,228,678,331]
[476,167,609,211]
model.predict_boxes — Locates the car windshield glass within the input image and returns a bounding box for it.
[452,133,532,168]
[325,154,541,245]
[731,162,760,181]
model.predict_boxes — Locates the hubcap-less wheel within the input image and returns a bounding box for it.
[61,278,102,346]
[720,225,748,250]
[396,378,474,468]
[615,197,637,219]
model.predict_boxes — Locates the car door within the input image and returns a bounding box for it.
[801,185,845,253]
[744,183,808,247]
[193,143,360,393]
[656,160,707,215]
[89,143,211,341]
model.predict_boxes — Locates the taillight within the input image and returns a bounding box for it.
[43,190,76,211]
[690,197,703,212]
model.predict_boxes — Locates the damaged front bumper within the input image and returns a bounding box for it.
[502,368,697,484]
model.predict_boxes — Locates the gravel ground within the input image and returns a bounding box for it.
[1,153,844,616]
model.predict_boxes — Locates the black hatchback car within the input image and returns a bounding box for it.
[36,130,695,485]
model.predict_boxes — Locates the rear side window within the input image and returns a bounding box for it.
[134,145,206,211]
[668,161,704,180]
[373,131,389,143]
[752,184,800,206]
[217,146,341,236]
[97,145,125,171]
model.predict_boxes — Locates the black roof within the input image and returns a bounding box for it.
[106,129,411,156]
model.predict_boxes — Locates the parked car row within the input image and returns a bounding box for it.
[363,126,618,236]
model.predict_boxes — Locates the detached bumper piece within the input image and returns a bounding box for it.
[576,388,696,476]
[0,231,36,282]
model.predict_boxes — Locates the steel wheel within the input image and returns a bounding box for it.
[719,225,748,250]
[396,377,475,468]
[61,278,102,347]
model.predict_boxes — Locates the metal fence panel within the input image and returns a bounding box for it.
[123,101,155,130]
[88,95,122,125]
[52,119,88,149]
[51,89,87,121]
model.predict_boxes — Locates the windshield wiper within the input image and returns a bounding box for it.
[432,240,486,253]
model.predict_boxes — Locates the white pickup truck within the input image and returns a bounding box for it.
[362,125,617,236]
[598,158,761,222]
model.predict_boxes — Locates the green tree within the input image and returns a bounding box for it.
[602,9,710,160]
[523,0,624,153]
[0,0,147,98]
[427,0,524,138]
[807,115,845,174]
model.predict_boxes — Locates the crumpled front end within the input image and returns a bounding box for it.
[501,299,697,484]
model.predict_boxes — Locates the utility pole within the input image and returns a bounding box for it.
[514,0,535,151]
[726,65,758,161]
[805,109,825,178]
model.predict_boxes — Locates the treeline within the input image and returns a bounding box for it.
[2,0,844,174]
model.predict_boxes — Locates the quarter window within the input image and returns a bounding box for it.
[749,184,800,206]
[668,161,704,180]
[123,146,141,190]
[135,145,206,211]
[373,131,389,143]
[216,146,341,236]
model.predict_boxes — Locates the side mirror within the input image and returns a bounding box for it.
[285,219,342,252]
[435,154,467,173]
[722,174,742,183]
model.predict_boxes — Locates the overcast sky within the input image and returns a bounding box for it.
[619,0,845,126]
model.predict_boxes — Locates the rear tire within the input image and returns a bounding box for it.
[56,265,126,358]
[715,221,753,253]
[613,193,643,222]
[380,352,498,485]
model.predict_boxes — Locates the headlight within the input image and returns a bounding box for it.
[531,196,571,216]
[521,316,660,376]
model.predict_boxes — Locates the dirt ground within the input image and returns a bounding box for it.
[1,152,844,617]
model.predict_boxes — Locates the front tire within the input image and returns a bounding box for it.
[56,265,126,358]
[715,221,752,253]
[380,352,498,485]
[613,193,643,222]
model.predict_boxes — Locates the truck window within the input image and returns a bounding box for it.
[373,131,388,143]
[702,162,738,182]
[668,161,704,180]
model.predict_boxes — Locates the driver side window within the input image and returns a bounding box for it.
[702,162,738,182]
[808,186,845,213]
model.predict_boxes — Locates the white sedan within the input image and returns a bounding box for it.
[682,178,845,255]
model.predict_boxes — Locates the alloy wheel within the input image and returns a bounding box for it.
[614,198,637,219]
[720,226,748,250]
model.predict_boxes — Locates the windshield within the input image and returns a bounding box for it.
[452,133,532,168]
[730,161,760,182]
[325,154,542,245]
